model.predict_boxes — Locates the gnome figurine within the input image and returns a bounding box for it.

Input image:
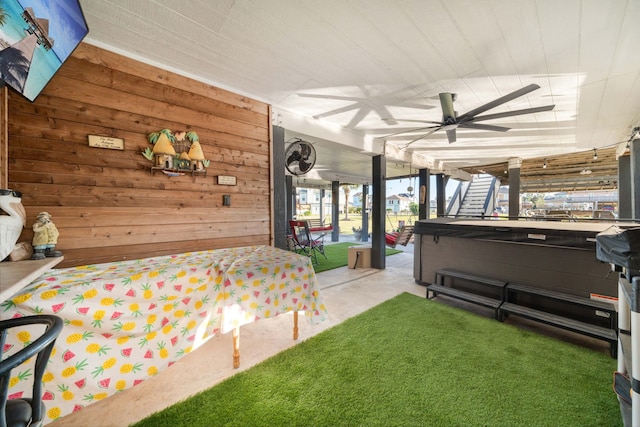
[31,212,62,260]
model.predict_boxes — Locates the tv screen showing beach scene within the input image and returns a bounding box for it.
[0,0,88,101]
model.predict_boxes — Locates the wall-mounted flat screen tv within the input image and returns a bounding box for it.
[0,0,88,102]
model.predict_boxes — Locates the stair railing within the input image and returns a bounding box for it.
[481,176,499,218]
[446,180,470,217]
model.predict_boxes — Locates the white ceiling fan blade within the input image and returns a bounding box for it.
[457,122,510,132]
[456,83,541,121]
[469,104,555,122]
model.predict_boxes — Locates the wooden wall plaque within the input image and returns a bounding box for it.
[217,175,237,185]
[88,135,124,150]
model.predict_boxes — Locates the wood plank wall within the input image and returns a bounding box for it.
[0,88,7,189]
[7,43,272,268]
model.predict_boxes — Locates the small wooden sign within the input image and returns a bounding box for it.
[88,135,125,150]
[217,175,237,186]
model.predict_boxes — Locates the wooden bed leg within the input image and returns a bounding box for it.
[232,327,240,369]
[293,311,299,340]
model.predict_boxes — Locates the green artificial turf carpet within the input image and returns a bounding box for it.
[132,292,621,427]
[311,242,403,273]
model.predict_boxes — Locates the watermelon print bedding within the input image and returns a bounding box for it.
[0,245,327,424]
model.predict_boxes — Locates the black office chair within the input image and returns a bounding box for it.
[0,315,63,427]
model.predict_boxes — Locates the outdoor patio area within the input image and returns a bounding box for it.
[45,240,612,426]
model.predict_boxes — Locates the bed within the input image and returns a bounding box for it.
[0,245,327,424]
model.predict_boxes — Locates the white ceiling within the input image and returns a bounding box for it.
[80,0,640,186]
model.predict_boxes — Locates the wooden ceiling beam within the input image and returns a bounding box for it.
[462,146,623,192]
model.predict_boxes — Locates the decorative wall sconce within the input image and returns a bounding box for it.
[142,129,210,177]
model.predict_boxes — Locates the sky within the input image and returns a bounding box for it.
[1,0,88,99]
[18,0,89,60]
[387,176,418,196]
[386,176,458,200]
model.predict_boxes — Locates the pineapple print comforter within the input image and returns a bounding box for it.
[1,245,327,424]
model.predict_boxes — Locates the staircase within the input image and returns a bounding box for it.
[455,174,497,218]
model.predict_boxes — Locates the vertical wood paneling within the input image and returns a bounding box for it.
[0,87,7,189]
[7,44,271,267]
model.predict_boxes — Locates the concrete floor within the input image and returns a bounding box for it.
[48,240,611,426]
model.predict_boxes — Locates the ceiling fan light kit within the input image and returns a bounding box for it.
[387,83,555,147]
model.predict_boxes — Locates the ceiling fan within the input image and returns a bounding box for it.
[385,83,555,146]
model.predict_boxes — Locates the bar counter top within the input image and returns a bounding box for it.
[414,218,633,250]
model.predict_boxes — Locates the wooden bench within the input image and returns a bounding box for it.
[500,282,618,357]
[306,218,333,233]
[427,269,508,320]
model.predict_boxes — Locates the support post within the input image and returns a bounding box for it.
[331,181,340,241]
[286,175,294,220]
[508,158,521,220]
[361,184,369,242]
[436,174,445,217]
[273,126,287,250]
[631,139,640,220]
[371,155,386,269]
[619,155,631,220]
[419,168,430,220]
